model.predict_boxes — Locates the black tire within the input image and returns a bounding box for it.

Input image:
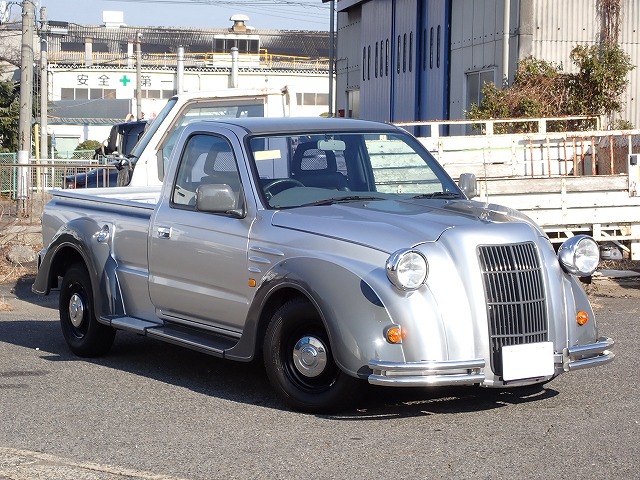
[263,299,362,413]
[59,263,115,357]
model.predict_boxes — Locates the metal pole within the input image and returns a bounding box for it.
[18,0,34,209]
[40,6,48,162]
[502,0,511,84]
[176,45,184,94]
[328,0,335,117]
[136,32,142,119]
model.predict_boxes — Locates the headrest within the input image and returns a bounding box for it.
[292,143,337,175]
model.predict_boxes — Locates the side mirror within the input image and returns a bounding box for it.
[458,173,478,199]
[196,184,244,217]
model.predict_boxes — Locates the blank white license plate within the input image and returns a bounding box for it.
[501,342,555,381]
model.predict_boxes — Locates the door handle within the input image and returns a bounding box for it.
[157,226,171,239]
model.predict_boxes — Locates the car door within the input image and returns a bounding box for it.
[147,131,254,334]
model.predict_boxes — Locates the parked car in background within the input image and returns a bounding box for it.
[64,120,147,189]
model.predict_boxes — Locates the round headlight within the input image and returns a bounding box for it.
[558,235,599,276]
[386,248,428,290]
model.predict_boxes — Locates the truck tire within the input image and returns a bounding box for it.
[263,298,361,413]
[59,263,115,357]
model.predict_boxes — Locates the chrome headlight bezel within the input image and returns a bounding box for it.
[558,235,599,276]
[386,248,428,290]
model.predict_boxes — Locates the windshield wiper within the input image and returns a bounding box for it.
[301,195,387,207]
[411,192,462,200]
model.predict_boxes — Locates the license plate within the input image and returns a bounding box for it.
[501,342,555,381]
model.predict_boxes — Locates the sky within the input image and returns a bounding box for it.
[29,0,331,31]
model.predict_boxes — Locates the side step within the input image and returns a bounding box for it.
[102,316,238,357]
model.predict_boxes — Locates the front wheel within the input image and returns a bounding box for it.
[263,299,361,413]
[59,263,115,357]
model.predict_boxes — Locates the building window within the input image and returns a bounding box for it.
[375,42,378,78]
[437,25,441,68]
[430,27,434,69]
[367,45,371,80]
[385,39,389,76]
[423,29,426,71]
[379,40,384,78]
[362,47,366,81]
[397,35,401,74]
[466,70,495,111]
[134,89,175,100]
[61,88,74,100]
[409,32,413,73]
[296,92,330,106]
[402,33,407,73]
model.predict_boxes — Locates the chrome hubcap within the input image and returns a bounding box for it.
[292,336,328,378]
[68,293,85,328]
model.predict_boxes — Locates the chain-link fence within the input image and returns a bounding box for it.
[0,156,118,222]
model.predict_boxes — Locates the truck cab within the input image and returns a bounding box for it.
[119,88,294,187]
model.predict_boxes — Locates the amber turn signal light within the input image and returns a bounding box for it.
[385,326,403,344]
[576,311,589,325]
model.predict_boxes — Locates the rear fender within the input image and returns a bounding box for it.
[32,217,124,319]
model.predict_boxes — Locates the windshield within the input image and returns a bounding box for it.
[248,131,462,209]
[129,97,177,160]
[157,99,267,181]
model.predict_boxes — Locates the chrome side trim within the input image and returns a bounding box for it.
[563,336,615,371]
[368,358,485,387]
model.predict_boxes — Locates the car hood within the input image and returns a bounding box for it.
[271,198,541,253]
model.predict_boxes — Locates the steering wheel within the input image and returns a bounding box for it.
[263,178,305,199]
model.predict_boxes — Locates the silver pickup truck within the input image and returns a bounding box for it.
[33,117,614,413]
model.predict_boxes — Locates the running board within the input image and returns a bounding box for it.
[102,315,159,334]
[101,316,238,357]
[146,325,237,357]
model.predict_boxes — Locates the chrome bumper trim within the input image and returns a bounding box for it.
[368,358,485,387]
[564,336,615,372]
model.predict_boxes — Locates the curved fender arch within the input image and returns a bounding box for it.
[226,256,406,378]
[32,217,124,320]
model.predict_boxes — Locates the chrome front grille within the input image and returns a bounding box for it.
[478,242,548,376]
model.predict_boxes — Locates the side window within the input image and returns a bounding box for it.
[172,134,241,212]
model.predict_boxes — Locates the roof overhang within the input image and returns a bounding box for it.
[321,0,365,12]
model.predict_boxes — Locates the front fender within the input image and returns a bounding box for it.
[32,218,124,319]
[226,257,405,378]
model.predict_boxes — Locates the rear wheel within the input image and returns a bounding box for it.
[59,263,115,357]
[263,299,361,413]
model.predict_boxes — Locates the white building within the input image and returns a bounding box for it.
[37,13,334,154]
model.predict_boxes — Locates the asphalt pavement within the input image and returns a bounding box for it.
[0,274,638,480]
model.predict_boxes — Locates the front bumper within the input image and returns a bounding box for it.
[563,336,615,371]
[367,336,615,387]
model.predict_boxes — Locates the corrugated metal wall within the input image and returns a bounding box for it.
[336,8,363,116]
[449,0,510,122]
[419,0,449,124]
[360,0,393,121]
[526,0,639,127]
[448,0,638,127]
[621,0,640,127]
[391,0,419,122]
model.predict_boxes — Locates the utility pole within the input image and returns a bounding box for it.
[135,32,142,119]
[40,6,48,161]
[328,0,335,117]
[18,0,34,209]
